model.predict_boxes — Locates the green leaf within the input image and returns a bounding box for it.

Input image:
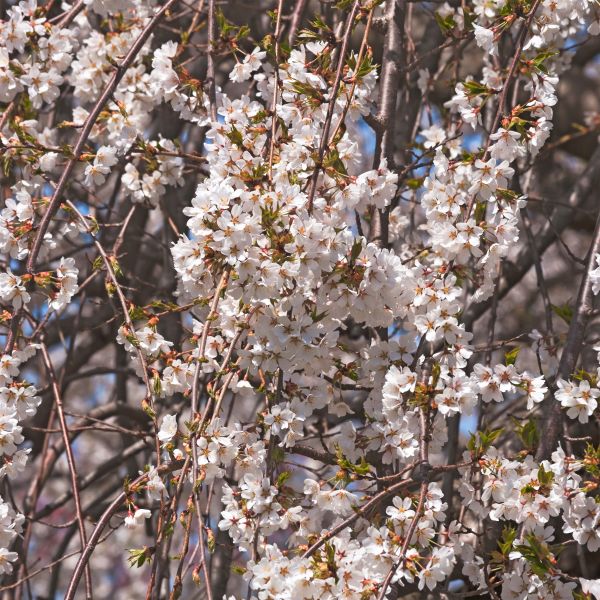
[474,201,487,223]
[551,302,573,325]
[207,529,216,553]
[504,346,520,366]
[497,525,517,556]
[276,471,291,487]
[153,372,162,396]
[226,126,244,148]
[349,239,363,264]
[531,50,557,74]
[110,256,123,279]
[324,148,348,175]
[335,445,371,476]
[467,427,504,456]
[128,305,146,322]
[91,255,104,272]
[435,11,456,34]
[127,546,154,569]
[462,80,491,96]
[513,418,539,451]
[347,52,376,79]
[514,533,555,578]
[406,177,424,190]
[537,463,554,488]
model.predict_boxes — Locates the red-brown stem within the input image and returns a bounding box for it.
[40,343,93,599]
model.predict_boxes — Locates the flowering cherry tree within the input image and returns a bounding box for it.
[1,0,600,597]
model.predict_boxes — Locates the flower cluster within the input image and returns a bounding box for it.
[1,0,600,597]
[0,347,38,575]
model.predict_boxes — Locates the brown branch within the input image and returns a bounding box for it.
[463,144,600,329]
[287,0,308,45]
[369,0,403,248]
[39,344,93,599]
[34,440,148,521]
[536,202,600,460]
[207,0,217,121]
[63,459,185,600]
